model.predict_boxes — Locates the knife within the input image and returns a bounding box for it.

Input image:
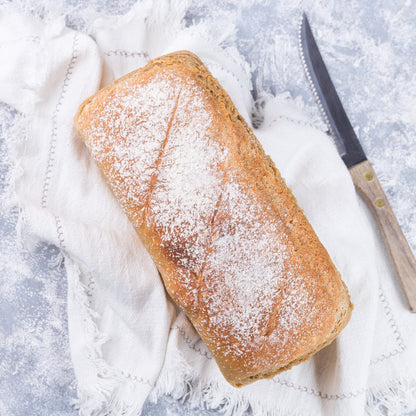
[299,13,416,312]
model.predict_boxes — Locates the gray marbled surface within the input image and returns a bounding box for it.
[0,1,415,415]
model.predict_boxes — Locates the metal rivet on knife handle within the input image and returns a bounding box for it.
[364,172,373,181]
[375,198,385,208]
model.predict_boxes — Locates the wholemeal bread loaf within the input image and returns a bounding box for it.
[74,50,352,387]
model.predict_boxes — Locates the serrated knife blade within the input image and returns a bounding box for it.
[299,13,366,168]
[299,12,416,312]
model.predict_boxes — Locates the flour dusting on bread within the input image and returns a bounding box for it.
[74,51,352,387]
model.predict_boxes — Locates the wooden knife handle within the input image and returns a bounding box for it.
[349,160,416,312]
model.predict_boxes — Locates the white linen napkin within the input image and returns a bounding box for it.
[1,2,415,415]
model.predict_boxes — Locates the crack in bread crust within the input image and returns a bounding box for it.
[143,89,182,220]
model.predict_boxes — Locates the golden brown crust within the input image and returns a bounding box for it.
[74,50,353,387]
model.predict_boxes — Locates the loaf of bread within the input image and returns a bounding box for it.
[74,51,352,387]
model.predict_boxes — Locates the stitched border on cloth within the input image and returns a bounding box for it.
[41,33,79,209]
[104,50,149,59]
[370,286,405,364]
